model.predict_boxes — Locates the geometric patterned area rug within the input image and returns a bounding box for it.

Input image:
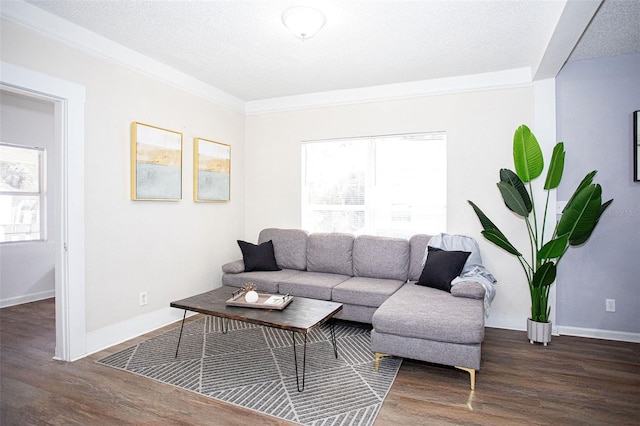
[97,316,402,426]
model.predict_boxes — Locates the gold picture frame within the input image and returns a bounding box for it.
[131,122,183,201]
[194,137,231,202]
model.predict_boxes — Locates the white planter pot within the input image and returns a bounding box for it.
[527,318,552,346]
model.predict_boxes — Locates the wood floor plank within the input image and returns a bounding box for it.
[1,299,639,425]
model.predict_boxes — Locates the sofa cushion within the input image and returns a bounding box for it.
[221,269,303,294]
[353,235,410,281]
[258,228,308,270]
[279,271,351,300]
[237,240,281,272]
[332,277,405,308]
[307,233,354,276]
[372,282,484,344]
[408,234,431,281]
[416,247,470,292]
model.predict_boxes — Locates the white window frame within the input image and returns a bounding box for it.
[0,142,46,243]
[301,132,447,238]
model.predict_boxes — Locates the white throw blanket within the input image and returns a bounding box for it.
[423,233,497,316]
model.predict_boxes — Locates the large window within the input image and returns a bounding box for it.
[302,132,446,238]
[0,143,46,243]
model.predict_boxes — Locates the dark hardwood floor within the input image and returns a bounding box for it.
[1,298,639,425]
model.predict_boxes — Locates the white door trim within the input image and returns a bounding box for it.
[1,61,86,361]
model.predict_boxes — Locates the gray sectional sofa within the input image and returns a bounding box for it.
[221,228,486,389]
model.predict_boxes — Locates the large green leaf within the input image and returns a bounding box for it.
[557,184,603,243]
[497,182,530,217]
[562,170,597,213]
[532,262,556,288]
[569,198,613,246]
[544,142,565,190]
[482,229,522,256]
[570,186,604,243]
[538,235,569,259]
[468,201,521,256]
[499,169,532,214]
[513,125,543,183]
[467,200,500,231]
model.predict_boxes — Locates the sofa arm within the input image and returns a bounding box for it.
[222,259,245,274]
[451,281,485,299]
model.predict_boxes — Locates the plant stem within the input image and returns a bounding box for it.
[518,256,532,283]
[528,181,539,264]
[541,189,551,248]
[524,215,537,286]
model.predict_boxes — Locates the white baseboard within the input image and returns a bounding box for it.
[0,290,55,308]
[84,307,197,358]
[557,326,640,343]
[485,313,639,343]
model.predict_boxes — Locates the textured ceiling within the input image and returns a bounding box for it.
[19,0,640,102]
[569,0,640,61]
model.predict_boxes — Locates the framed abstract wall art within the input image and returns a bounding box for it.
[131,122,183,201]
[194,137,231,202]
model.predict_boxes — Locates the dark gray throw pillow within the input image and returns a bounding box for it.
[237,240,281,272]
[417,246,471,292]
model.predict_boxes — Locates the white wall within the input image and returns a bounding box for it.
[0,90,56,307]
[1,20,246,346]
[245,87,538,330]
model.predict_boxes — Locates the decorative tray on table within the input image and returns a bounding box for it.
[226,289,293,310]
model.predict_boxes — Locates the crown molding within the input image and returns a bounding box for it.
[1,1,246,114]
[245,68,533,115]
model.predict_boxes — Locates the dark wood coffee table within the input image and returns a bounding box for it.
[170,286,343,391]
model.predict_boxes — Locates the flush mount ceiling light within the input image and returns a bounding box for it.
[281,6,326,40]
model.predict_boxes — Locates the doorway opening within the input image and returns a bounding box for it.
[1,62,86,361]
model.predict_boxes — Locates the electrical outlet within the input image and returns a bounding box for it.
[139,291,148,306]
[605,298,615,312]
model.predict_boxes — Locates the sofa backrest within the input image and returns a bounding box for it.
[353,235,410,281]
[408,234,432,281]
[306,233,354,276]
[258,228,308,270]
[255,228,431,279]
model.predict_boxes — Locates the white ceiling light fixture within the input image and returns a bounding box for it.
[281,6,326,40]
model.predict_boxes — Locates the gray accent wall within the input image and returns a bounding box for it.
[556,53,640,334]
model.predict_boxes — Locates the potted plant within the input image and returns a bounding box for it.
[468,125,612,345]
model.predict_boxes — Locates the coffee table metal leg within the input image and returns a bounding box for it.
[292,331,308,392]
[174,310,187,358]
[330,319,338,358]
